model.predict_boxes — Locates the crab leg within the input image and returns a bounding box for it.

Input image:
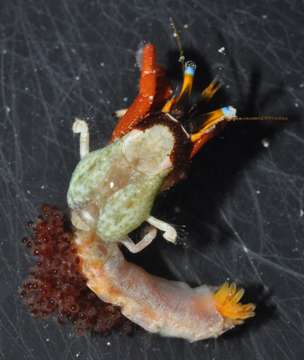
[147,216,177,244]
[121,227,157,253]
[112,44,172,140]
[72,118,90,158]
[111,44,158,140]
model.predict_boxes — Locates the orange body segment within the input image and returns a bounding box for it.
[111,43,157,140]
[112,44,172,141]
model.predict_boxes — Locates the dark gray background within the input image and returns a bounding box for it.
[1,0,304,359]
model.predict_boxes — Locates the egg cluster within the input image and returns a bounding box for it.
[19,205,130,334]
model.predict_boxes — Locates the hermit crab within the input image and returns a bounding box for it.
[66,43,257,341]
[21,39,287,341]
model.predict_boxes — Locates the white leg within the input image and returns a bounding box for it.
[72,118,90,159]
[113,108,128,118]
[121,227,157,253]
[147,216,177,244]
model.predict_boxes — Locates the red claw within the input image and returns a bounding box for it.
[111,44,172,140]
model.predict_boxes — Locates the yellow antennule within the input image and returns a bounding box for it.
[162,61,196,113]
[191,106,236,142]
[213,282,255,325]
[201,78,221,101]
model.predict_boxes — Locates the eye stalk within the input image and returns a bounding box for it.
[191,106,236,143]
[184,60,196,74]
[162,60,197,114]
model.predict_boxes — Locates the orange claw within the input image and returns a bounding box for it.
[111,44,157,141]
[111,44,172,141]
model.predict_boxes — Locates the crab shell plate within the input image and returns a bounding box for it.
[67,113,192,242]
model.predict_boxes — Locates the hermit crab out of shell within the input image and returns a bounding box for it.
[21,42,285,342]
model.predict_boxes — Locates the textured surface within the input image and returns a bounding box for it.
[0,0,304,359]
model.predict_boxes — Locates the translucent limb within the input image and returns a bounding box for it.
[147,216,177,244]
[121,227,157,253]
[72,118,90,159]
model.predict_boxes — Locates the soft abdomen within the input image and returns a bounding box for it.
[75,231,227,341]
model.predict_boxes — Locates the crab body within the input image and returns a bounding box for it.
[67,44,236,247]
[64,42,256,336]
[67,114,189,242]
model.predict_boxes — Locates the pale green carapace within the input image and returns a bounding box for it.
[67,125,174,242]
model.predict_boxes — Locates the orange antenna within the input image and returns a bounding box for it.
[201,77,221,102]
[190,108,287,158]
[232,116,288,121]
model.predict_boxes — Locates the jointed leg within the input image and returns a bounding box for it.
[111,43,157,140]
[147,216,177,244]
[72,118,90,159]
[121,227,157,253]
[113,67,172,119]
